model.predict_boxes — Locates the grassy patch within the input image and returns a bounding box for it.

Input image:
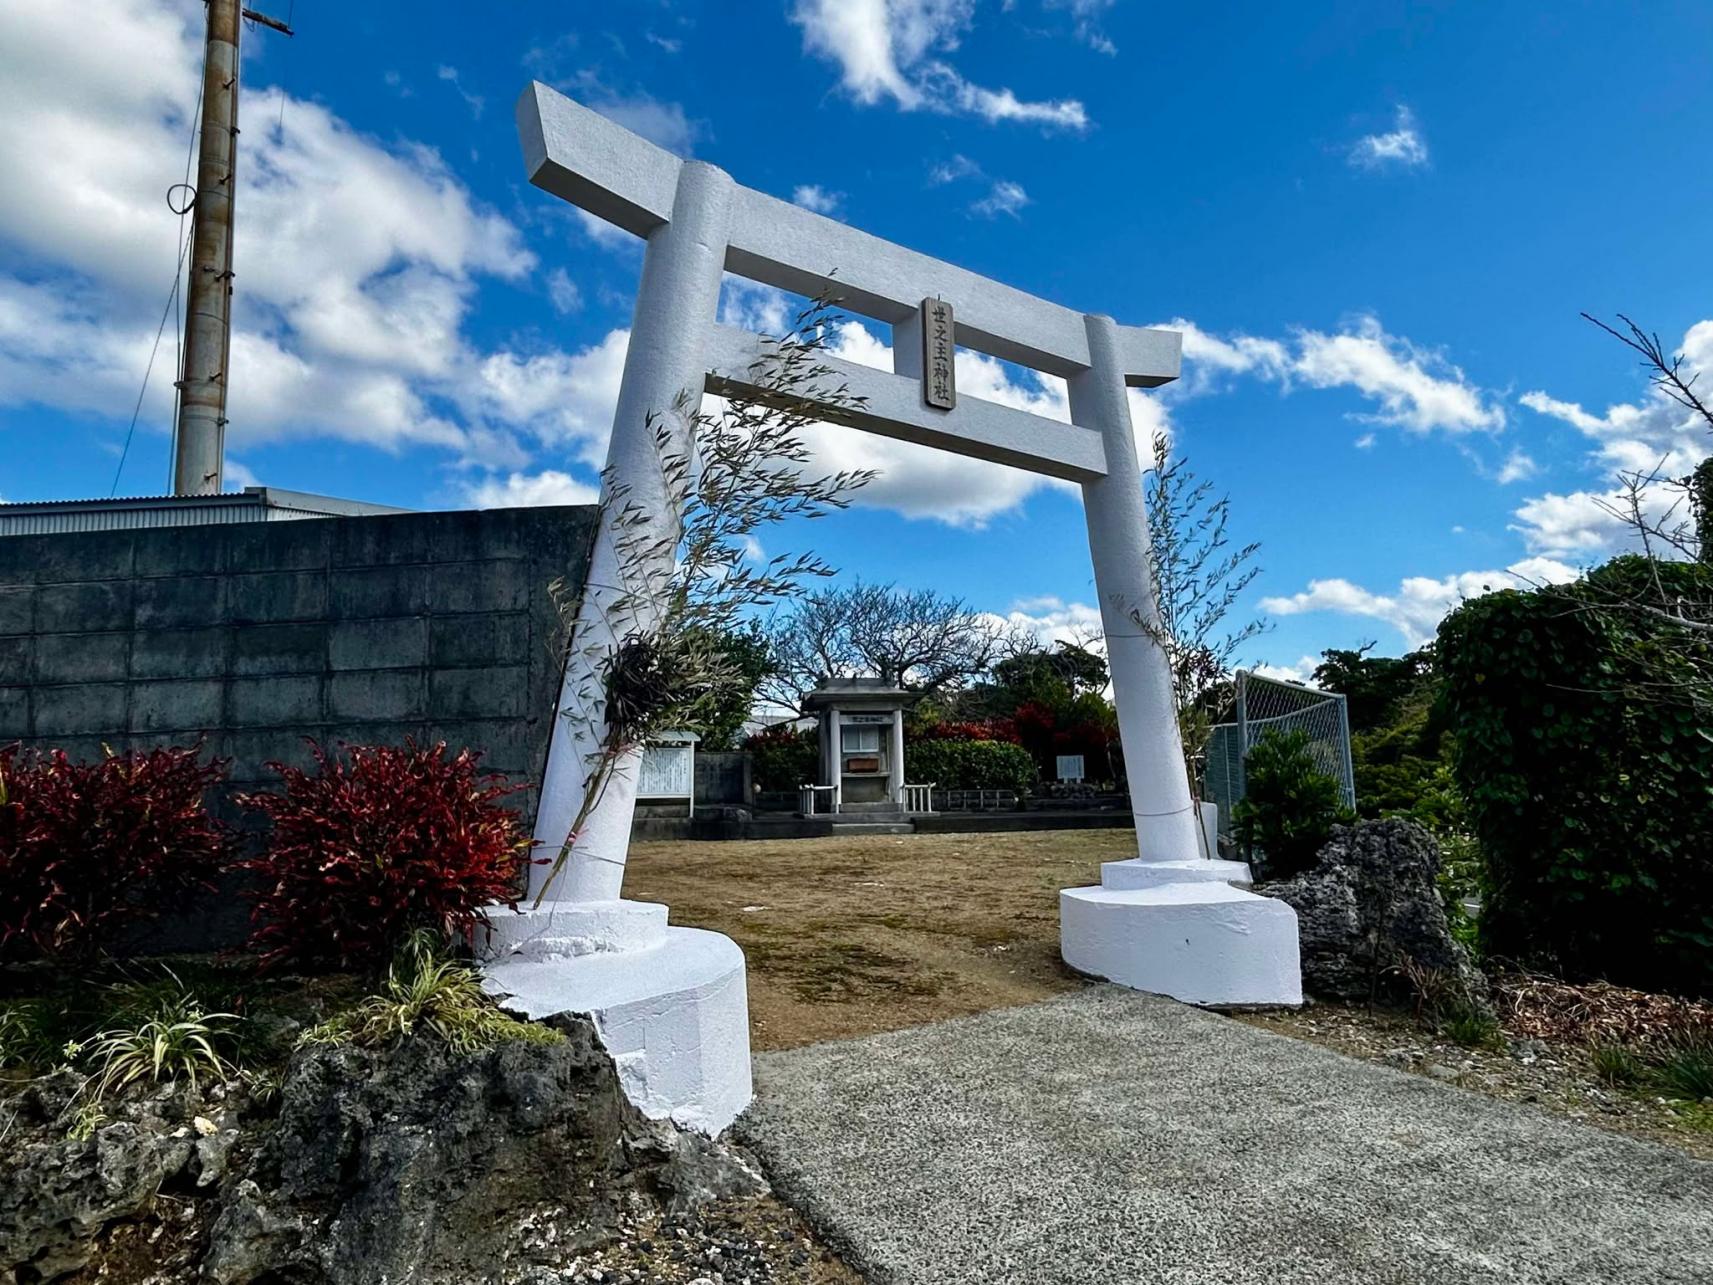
[1440,1007,1504,1050]
[1590,1041,1650,1087]
[1670,1100,1713,1133]
[88,992,236,1097]
[302,932,560,1054]
[1583,1031,1713,1110]
[1657,1033,1713,1101]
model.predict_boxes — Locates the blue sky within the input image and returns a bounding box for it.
[2,0,1710,677]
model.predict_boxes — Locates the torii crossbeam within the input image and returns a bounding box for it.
[483,82,1301,1135]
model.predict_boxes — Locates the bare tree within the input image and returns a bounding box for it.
[761,588,864,707]
[765,581,1012,709]
[1583,314,1713,633]
[1522,313,1713,723]
[1136,430,1269,782]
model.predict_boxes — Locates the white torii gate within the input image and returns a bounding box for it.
[483,83,1300,1135]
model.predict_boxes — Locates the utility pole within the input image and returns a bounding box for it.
[172,0,292,496]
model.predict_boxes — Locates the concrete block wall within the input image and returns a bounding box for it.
[0,505,596,829]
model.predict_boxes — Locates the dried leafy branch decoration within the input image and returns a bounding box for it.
[537,297,875,902]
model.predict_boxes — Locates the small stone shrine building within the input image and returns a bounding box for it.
[802,678,918,814]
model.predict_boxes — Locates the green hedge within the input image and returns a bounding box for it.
[745,726,818,793]
[905,739,1037,795]
[1437,557,1713,995]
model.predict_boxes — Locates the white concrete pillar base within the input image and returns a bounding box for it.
[1060,876,1302,1007]
[1099,858,1255,891]
[481,909,752,1135]
[481,899,669,960]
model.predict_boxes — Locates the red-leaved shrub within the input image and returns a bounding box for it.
[914,718,1021,745]
[238,740,534,972]
[0,743,232,959]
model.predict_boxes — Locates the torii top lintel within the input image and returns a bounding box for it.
[518,81,1180,390]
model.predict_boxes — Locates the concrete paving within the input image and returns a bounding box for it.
[737,987,1713,1284]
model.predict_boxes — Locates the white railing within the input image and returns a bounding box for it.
[903,783,936,814]
[798,784,837,816]
[940,788,1020,812]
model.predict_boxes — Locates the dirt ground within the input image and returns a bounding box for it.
[624,829,1133,1051]
[627,830,1712,1160]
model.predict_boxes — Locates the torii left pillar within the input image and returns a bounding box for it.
[481,159,753,1136]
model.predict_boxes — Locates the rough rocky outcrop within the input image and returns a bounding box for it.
[1265,818,1489,1010]
[2,1018,763,1285]
[203,1020,761,1285]
[0,1071,247,1282]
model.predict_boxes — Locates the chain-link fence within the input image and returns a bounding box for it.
[1204,670,1355,842]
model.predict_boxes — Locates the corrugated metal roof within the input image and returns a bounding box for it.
[0,487,412,537]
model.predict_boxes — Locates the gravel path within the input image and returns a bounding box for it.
[737,987,1713,1285]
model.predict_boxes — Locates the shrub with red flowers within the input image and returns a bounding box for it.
[913,718,1021,745]
[0,743,232,959]
[238,740,535,972]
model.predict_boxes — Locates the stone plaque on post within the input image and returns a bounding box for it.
[922,296,956,410]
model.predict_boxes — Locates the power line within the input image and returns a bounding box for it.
[165,72,204,490]
[276,0,296,134]
[112,74,205,497]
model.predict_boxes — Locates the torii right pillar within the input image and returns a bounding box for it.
[1058,313,1302,1007]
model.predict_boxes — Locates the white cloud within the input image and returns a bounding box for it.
[1514,317,1713,557]
[571,207,637,251]
[1043,0,1118,54]
[1168,319,1290,393]
[1520,322,1712,477]
[990,595,1106,650]
[800,320,1076,526]
[0,0,647,485]
[1293,317,1501,433]
[1164,315,1504,437]
[1354,432,1377,449]
[1494,449,1538,484]
[1260,557,1580,648]
[587,92,700,157]
[791,0,1089,130]
[792,184,844,215]
[923,155,1030,219]
[719,277,795,336]
[645,31,683,55]
[971,179,1029,218]
[547,268,583,315]
[1508,489,1633,558]
[929,154,983,185]
[466,329,631,469]
[1250,655,1322,686]
[1348,106,1429,171]
[436,65,484,119]
[464,469,599,509]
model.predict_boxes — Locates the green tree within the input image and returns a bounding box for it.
[990,642,1109,704]
[689,625,772,750]
[1311,643,1436,735]
[1233,728,1355,880]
